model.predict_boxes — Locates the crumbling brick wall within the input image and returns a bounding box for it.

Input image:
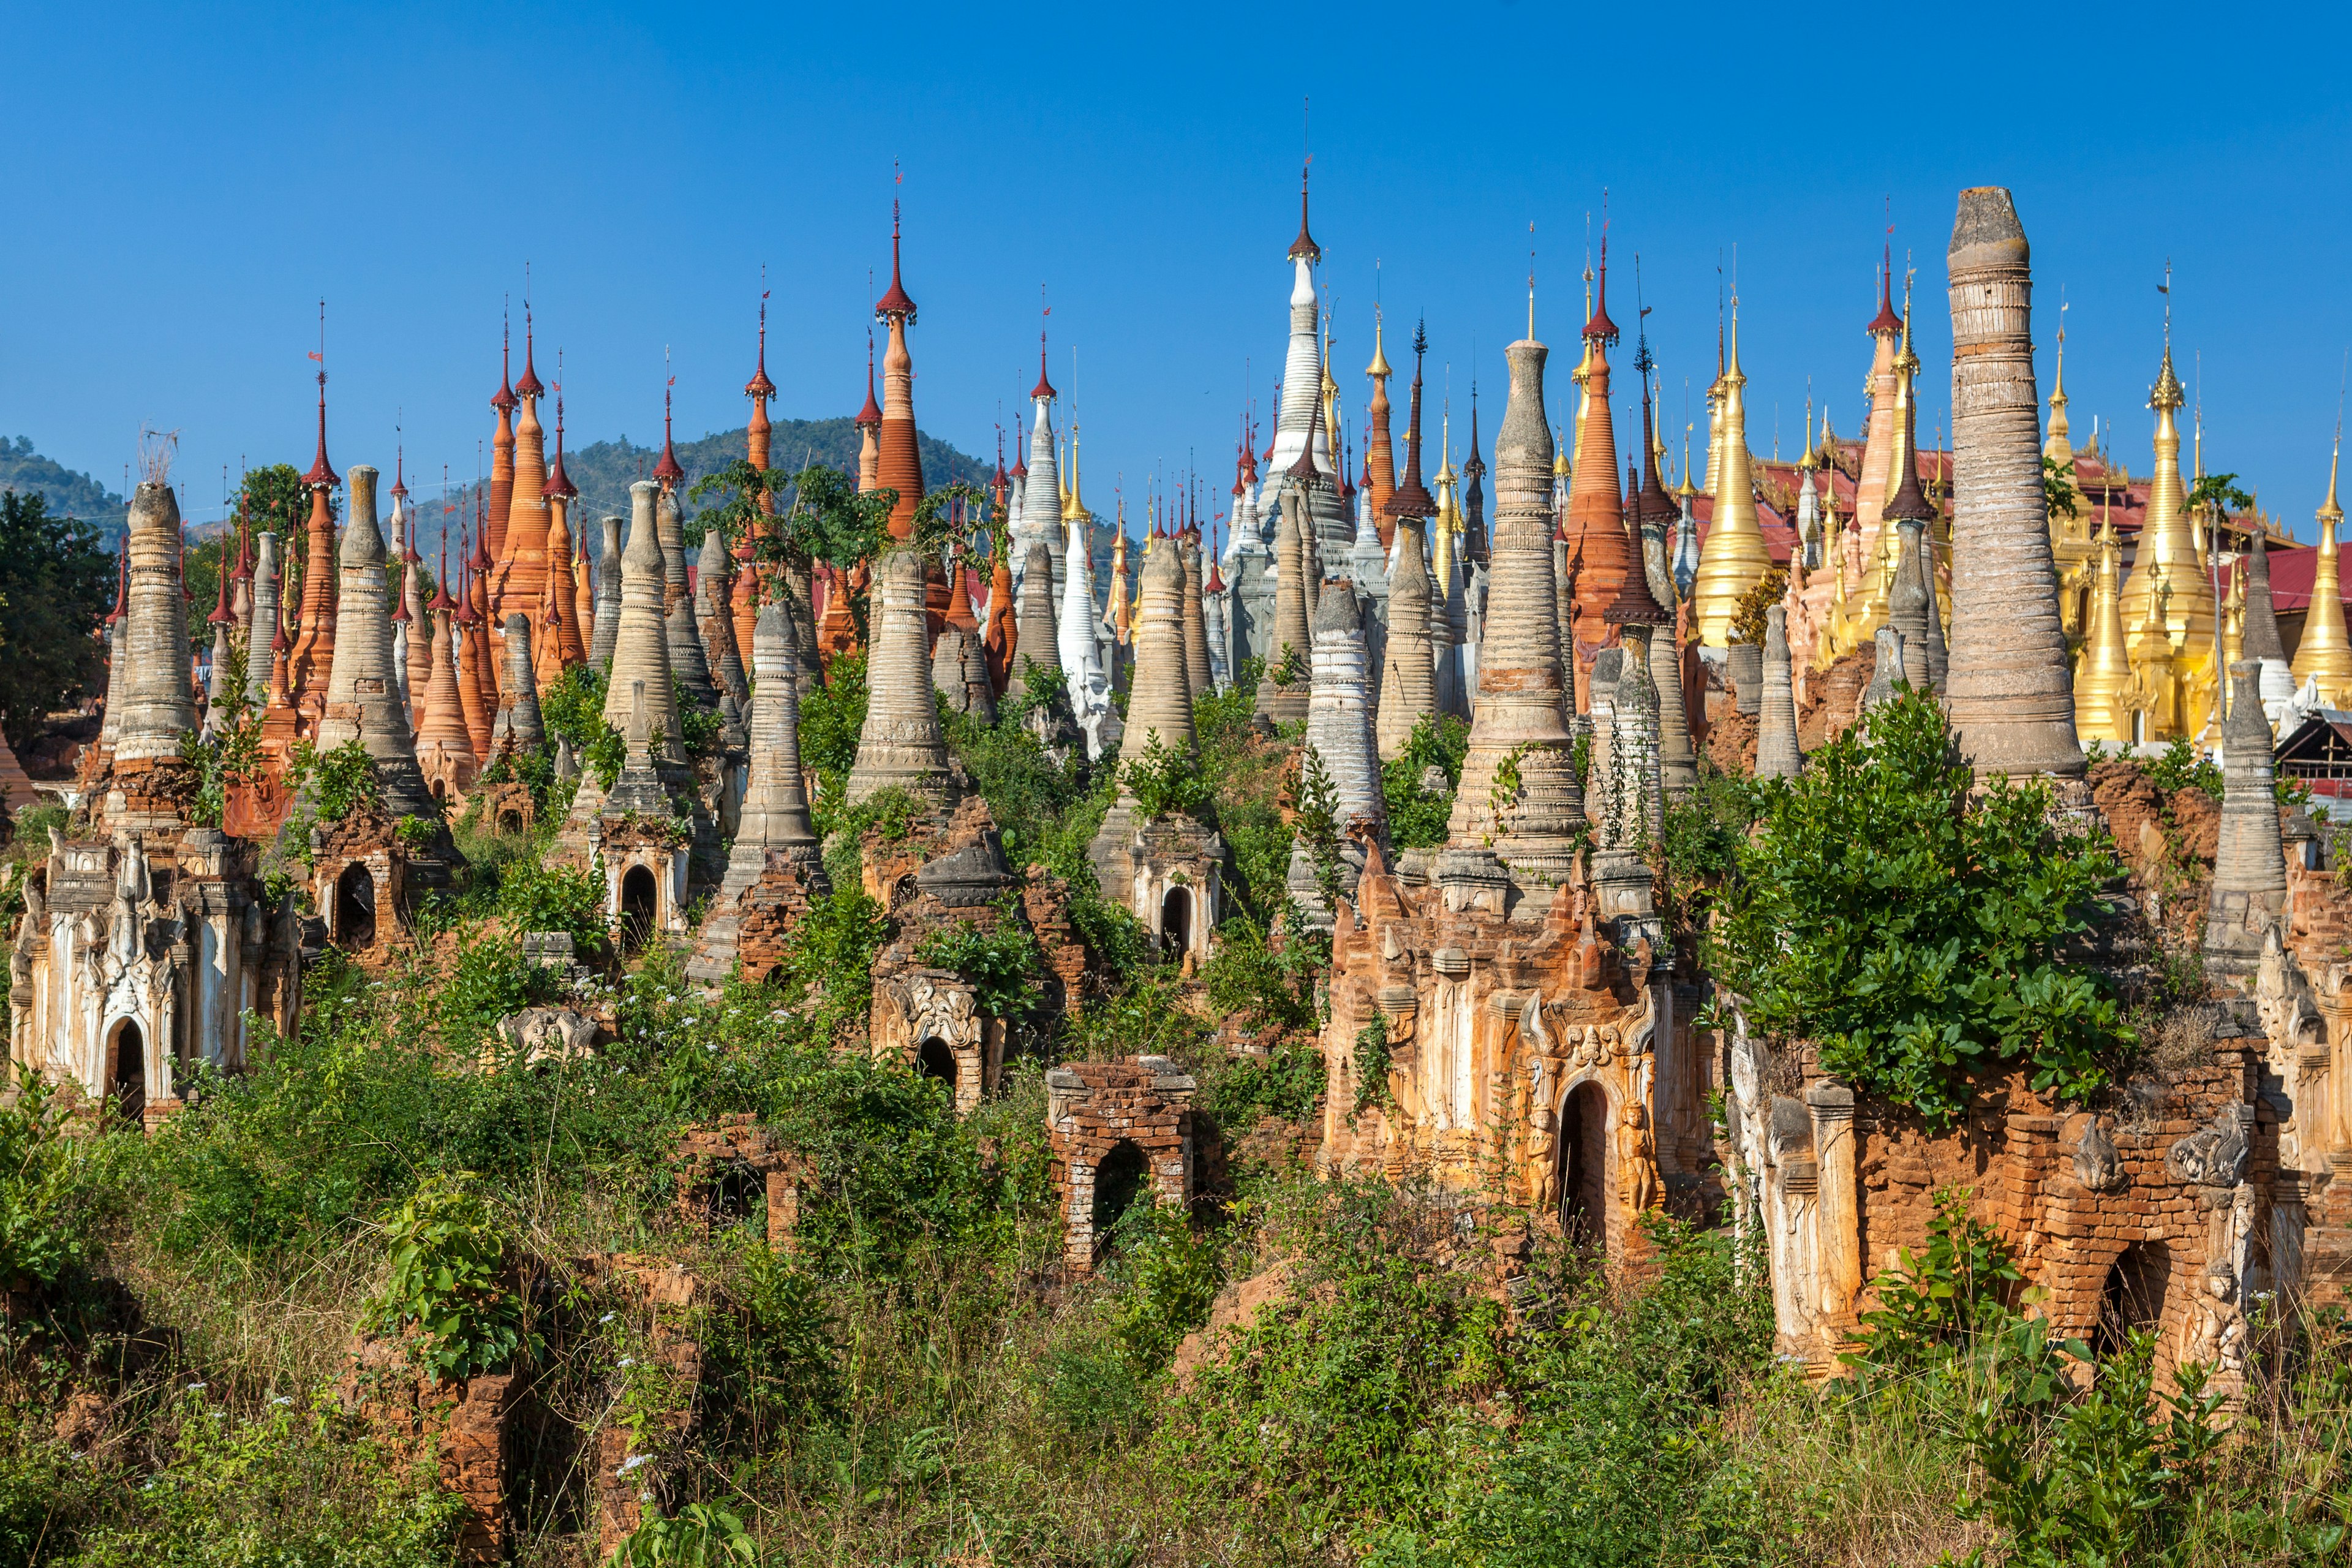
[339,1341,517,1566]
[1047,1057,1197,1273]
[1797,642,1874,753]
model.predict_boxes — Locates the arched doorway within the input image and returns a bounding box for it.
[110,1019,145,1127]
[918,1036,959,1093]
[1160,887,1191,959]
[1091,1139,1149,1255]
[619,865,658,954]
[1558,1082,1610,1248]
[2095,1239,2172,1359]
[335,862,376,950]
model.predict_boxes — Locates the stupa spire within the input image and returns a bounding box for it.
[873,198,926,542]
[1687,301,1771,646]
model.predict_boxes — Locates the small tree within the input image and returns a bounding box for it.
[1714,687,2131,1127]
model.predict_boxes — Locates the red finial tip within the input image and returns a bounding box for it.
[1868,242,1903,337]
[856,330,883,428]
[304,370,339,488]
[654,381,684,484]
[491,316,517,411]
[514,311,545,398]
[875,200,918,321]
[1031,331,1057,401]
[1583,237,1619,346]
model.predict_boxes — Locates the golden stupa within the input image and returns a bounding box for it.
[2113,344,2216,738]
[2071,503,2144,744]
[2293,440,2352,706]
[1689,305,1773,647]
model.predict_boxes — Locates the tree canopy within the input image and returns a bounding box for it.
[0,490,114,750]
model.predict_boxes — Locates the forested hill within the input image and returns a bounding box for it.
[428,417,992,537]
[0,437,127,545]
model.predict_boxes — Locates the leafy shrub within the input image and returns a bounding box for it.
[1849,1186,2026,1372]
[2146,734,2223,797]
[1715,688,2131,1127]
[1102,1200,1221,1368]
[1725,566,1789,646]
[799,654,869,834]
[0,1076,96,1333]
[296,737,384,821]
[774,888,890,1038]
[1124,730,1214,823]
[1199,1040,1326,1133]
[914,910,1042,1021]
[611,1501,760,1567]
[1194,658,1261,752]
[1380,712,1468,850]
[361,1175,532,1382]
[71,1389,462,1566]
[494,854,606,950]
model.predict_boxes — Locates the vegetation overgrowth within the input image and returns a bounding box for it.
[1,666,2347,1565]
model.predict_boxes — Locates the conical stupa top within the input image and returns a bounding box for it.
[491,321,517,412]
[1385,322,1437,519]
[2243,524,2287,663]
[431,538,453,614]
[1031,331,1057,402]
[233,506,254,582]
[745,296,776,401]
[1288,399,1323,483]
[390,561,412,625]
[2045,321,2073,466]
[1867,246,1903,337]
[1883,342,1937,524]
[1583,239,1619,345]
[1605,384,1672,627]
[875,199,918,320]
[208,544,233,625]
[1287,164,1320,264]
[546,397,578,500]
[653,383,684,485]
[857,331,883,427]
[303,371,338,488]
[1365,313,1392,380]
[390,447,408,500]
[514,315,545,399]
[2295,437,2352,700]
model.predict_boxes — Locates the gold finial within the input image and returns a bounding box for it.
[1366,308,1392,381]
[2150,344,2185,412]
[2326,432,2344,522]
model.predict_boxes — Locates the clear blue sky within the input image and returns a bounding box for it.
[6,2,2349,538]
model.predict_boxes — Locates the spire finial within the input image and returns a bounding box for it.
[745,272,777,402]
[303,300,338,489]
[875,185,918,321]
[1287,105,1320,263]
[654,347,684,487]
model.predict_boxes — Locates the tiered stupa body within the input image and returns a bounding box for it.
[1942,187,2084,778]
[315,466,435,817]
[1687,313,1771,648]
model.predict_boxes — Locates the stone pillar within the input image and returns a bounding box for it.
[244,533,282,709]
[2242,530,2296,722]
[501,616,546,751]
[1291,578,1383,917]
[1888,521,1934,692]
[845,548,953,807]
[699,527,748,707]
[1121,530,1197,761]
[113,481,197,761]
[1609,626,1664,843]
[590,516,623,671]
[1945,187,2084,779]
[1806,1082,1861,1327]
[1863,626,1905,710]
[1180,532,1213,709]
[1755,605,1802,780]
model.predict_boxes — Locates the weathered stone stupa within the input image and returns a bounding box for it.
[844,545,955,807]
[1250,473,1316,730]
[315,465,435,817]
[1445,333,1585,906]
[1943,187,2084,779]
[500,616,546,752]
[590,516,623,670]
[2206,661,2288,974]
[688,602,830,986]
[1376,325,1442,760]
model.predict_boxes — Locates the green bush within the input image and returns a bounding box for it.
[361,1174,533,1383]
[1715,688,2132,1128]
[0,1075,97,1335]
[2145,734,2223,797]
[1380,712,1468,850]
[914,909,1042,1022]
[800,654,869,834]
[1124,730,1215,823]
[773,888,890,1039]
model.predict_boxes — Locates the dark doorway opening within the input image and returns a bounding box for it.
[2095,1239,2173,1359]
[1092,1139,1150,1255]
[335,862,376,950]
[1558,1082,1610,1248]
[619,865,658,954]
[918,1036,959,1092]
[111,1020,145,1127]
[1161,887,1192,959]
